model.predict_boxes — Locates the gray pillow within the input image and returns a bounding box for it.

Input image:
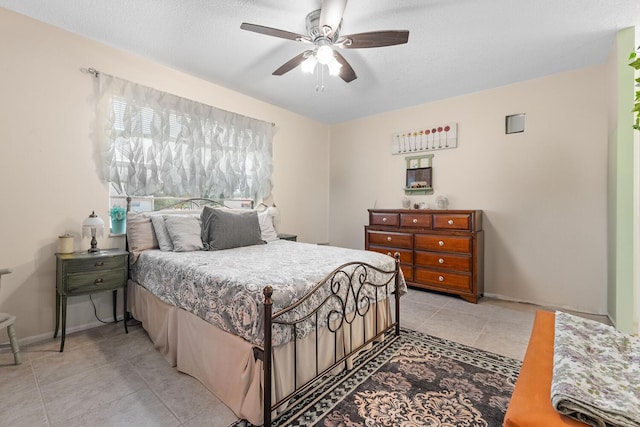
[151,215,174,251]
[201,206,265,250]
[163,215,203,252]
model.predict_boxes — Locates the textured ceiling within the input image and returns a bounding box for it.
[1,0,638,124]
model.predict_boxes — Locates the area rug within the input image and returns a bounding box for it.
[230,328,521,427]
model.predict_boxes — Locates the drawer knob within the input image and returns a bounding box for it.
[94,278,104,284]
[438,258,444,264]
[438,275,444,282]
[412,218,418,224]
[387,236,392,242]
[448,219,454,225]
[382,217,387,222]
[95,262,104,267]
[438,240,444,246]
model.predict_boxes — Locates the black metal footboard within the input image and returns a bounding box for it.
[261,252,401,427]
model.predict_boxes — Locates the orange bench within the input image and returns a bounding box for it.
[503,310,586,427]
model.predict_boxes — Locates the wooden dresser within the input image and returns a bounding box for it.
[365,209,484,303]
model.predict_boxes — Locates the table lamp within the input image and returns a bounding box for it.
[82,211,104,252]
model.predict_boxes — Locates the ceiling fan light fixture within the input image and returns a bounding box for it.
[301,55,318,74]
[327,57,342,76]
[316,43,334,65]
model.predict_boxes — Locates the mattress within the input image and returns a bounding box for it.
[130,239,405,346]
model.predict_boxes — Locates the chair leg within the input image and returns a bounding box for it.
[7,324,22,365]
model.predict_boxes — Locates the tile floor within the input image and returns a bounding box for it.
[0,288,610,427]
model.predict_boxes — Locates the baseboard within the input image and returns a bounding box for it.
[0,314,126,349]
[483,292,609,318]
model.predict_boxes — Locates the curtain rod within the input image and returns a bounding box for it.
[82,67,276,127]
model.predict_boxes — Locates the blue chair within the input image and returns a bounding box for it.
[0,268,21,365]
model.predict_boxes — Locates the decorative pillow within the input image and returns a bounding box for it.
[151,215,174,251]
[258,210,279,242]
[201,206,265,250]
[126,212,159,252]
[163,215,203,252]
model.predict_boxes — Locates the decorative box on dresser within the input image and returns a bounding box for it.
[365,209,484,303]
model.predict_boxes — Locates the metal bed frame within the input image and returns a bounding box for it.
[124,197,401,426]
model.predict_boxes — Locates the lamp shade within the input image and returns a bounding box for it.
[82,211,104,237]
[82,211,104,252]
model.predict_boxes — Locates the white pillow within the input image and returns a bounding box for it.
[258,210,279,242]
[151,215,174,251]
[163,215,203,252]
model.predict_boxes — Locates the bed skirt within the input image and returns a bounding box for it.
[128,280,392,425]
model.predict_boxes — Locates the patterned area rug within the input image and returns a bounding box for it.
[230,328,521,427]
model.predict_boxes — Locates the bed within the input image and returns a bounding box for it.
[124,199,405,426]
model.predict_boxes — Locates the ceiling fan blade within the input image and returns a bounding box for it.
[341,30,409,49]
[240,23,306,42]
[319,0,347,38]
[272,51,312,76]
[333,51,357,83]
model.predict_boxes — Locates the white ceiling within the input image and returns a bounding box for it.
[1,0,638,124]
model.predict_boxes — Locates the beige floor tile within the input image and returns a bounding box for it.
[472,332,529,361]
[31,342,119,386]
[417,323,480,347]
[62,388,179,427]
[130,350,221,422]
[0,361,38,400]
[404,287,452,307]
[0,386,49,427]
[398,300,440,330]
[422,307,489,334]
[182,399,240,427]
[40,360,147,426]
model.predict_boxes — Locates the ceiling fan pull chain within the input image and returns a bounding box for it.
[316,64,325,92]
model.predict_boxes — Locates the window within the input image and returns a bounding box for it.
[94,73,274,211]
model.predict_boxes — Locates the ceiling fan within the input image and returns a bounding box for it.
[240,0,409,83]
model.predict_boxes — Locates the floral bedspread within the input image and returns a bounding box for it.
[551,311,640,427]
[131,240,406,347]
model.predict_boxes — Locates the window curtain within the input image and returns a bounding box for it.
[93,73,273,201]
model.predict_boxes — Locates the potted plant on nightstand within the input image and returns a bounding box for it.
[110,205,126,235]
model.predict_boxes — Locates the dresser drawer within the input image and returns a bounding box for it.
[367,231,413,249]
[414,234,471,253]
[66,268,127,293]
[414,268,471,291]
[370,212,399,226]
[368,247,413,264]
[400,265,413,282]
[433,214,471,231]
[400,213,432,228]
[64,256,127,274]
[414,251,472,272]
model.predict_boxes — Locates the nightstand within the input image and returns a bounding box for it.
[277,233,297,242]
[54,249,129,352]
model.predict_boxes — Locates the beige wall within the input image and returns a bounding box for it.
[0,6,622,342]
[0,8,330,341]
[329,66,609,314]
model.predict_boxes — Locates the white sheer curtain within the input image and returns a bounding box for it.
[94,73,273,201]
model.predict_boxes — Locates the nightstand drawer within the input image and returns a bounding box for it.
[65,256,126,274]
[67,268,127,293]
